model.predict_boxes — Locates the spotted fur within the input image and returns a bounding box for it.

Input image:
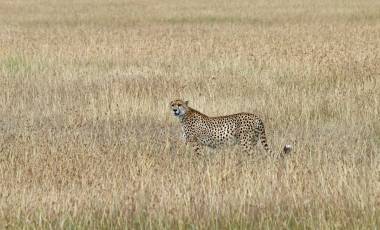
[170,99,292,156]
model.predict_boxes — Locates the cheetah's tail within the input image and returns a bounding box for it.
[282,144,292,155]
[259,121,292,157]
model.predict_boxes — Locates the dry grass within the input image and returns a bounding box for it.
[0,0,380,228]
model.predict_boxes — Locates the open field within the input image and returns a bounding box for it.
[0,0,379,228]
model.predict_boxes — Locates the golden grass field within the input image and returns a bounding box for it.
[0,0,379,228]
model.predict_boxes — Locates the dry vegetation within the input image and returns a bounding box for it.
[0,0,379,228]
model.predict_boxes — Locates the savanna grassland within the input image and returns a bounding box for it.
[0,0,379,228]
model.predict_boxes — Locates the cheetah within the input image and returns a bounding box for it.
[170,99,292,156]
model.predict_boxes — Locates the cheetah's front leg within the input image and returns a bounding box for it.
[185,137,202,155]
[190,142,201,155]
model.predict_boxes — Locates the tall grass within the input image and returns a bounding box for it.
[0,0,379,228]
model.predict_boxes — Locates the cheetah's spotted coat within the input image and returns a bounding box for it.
[170,99,291,156]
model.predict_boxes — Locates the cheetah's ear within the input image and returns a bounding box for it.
[185,101,189,106]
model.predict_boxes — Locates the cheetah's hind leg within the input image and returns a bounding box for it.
[239,132,259,155]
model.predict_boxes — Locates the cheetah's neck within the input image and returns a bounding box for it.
[179,108,208,123]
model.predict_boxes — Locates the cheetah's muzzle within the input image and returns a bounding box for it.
[173,109,180,116]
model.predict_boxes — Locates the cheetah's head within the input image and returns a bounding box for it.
[170,99,189,117]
